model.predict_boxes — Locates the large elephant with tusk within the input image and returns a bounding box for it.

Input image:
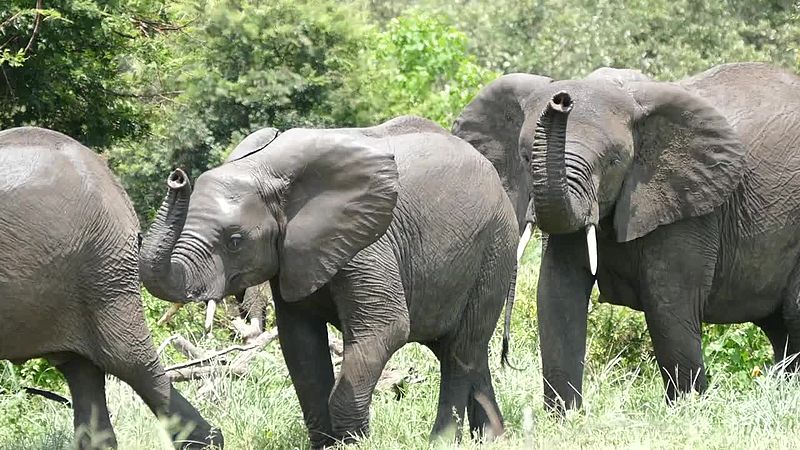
[456,62,800,412]
[138,116,518,447]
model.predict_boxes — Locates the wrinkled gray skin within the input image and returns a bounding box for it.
[457,62,800,412]
[225,128,279,335]
[0,128,223,449]
[139,116,518,447]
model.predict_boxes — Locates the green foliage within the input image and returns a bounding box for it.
[704,323,773,383]
[368,0,800,80]
[108,0,374,222]
[0,0,166,147]
[354,11,499,127]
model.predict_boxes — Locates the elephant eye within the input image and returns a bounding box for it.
[227,233,244,252]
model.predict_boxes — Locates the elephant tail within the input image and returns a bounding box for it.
[501,264,518,369]
[11,387,72,407]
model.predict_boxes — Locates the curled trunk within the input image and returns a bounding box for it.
[139,169,192,302]
[529,92,594,234]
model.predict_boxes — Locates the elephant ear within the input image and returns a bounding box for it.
[274,130,399,301]
[453,73,552,232]
[613,82,746,242]
[225,127,280,163]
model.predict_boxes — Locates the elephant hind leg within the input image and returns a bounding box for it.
[56,355,118,450]
[92,293,222,448]
[467,363,504,441]
[430,342,504,443]
[780,273,800,372]
[753,313,792,366]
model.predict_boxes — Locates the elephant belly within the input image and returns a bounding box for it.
[705,228,800,323]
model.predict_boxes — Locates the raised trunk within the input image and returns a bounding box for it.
[139,169,192,302]
[529,92,592,234]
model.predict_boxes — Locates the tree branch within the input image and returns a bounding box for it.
[23,0,43,55]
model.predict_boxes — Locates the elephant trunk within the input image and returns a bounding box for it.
[529,92,595,235]
[139,169,192,302]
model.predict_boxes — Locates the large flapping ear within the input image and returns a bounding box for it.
[270,130,399,301]
[613,82,746,242]
[452,73,552,232]
[225,127,280,163]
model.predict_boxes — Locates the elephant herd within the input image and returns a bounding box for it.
[1,62,799,449]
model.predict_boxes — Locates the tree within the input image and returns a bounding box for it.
[0,0,170,147]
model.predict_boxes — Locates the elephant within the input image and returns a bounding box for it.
[138,116,518,447]
[455,62,800,411]
[157,128,280,336]
[0,127,223,449]
[224,128,279,338]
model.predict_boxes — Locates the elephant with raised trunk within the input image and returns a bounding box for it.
[457,63,800,411]
[0,127,223,449]
[139,116,518,447]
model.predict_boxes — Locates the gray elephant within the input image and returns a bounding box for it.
[157,128,280,336]
[138,116,518,447]
[225,128,279,337]
[456,62,800,411]
[0,127,223,448]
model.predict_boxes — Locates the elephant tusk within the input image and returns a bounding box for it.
[586,224,597,276]
[204,299,217,332]
[250,317,263,333]
[156,303,184,326]
[517,223,533,263]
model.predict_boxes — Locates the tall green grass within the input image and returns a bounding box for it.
[1,237,795,449]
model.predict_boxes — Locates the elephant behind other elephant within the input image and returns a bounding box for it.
[456,62,800,411]
[0,127,223,449]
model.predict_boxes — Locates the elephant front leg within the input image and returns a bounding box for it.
[640,223,715,402]
[274,294,336,448]
[328,244,410,442]
[537,232,594,413]
[644,306,706,401]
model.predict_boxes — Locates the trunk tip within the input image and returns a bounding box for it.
[167,168,189,190]
[550,91,573,113]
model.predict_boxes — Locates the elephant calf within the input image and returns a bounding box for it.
[139,116,518,447]
[0,127,223,449]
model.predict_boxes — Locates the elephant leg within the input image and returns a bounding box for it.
[644,308,706,402]
[94,295,222,449]
[274,291,336,449]
[640,222,716,403]
[537,231,594,413]
[430,342,501,442]
[429,343,472,442]
[327,249,410,442]
[466,360,503,442]
[753,313,791,365]
[57,356,117,450]
[781,273,800,372]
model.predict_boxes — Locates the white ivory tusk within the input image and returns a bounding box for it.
[204,299,217,331]
[156,303,183,326]
[586,224,597,276]
[250,317,262,333]
[517,223,533,263]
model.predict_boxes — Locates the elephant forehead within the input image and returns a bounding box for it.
[525,80,633,118]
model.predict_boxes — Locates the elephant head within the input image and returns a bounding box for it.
[139,129,399,312]
[458,67,746,267]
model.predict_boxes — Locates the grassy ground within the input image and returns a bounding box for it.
[2,239,798,449]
